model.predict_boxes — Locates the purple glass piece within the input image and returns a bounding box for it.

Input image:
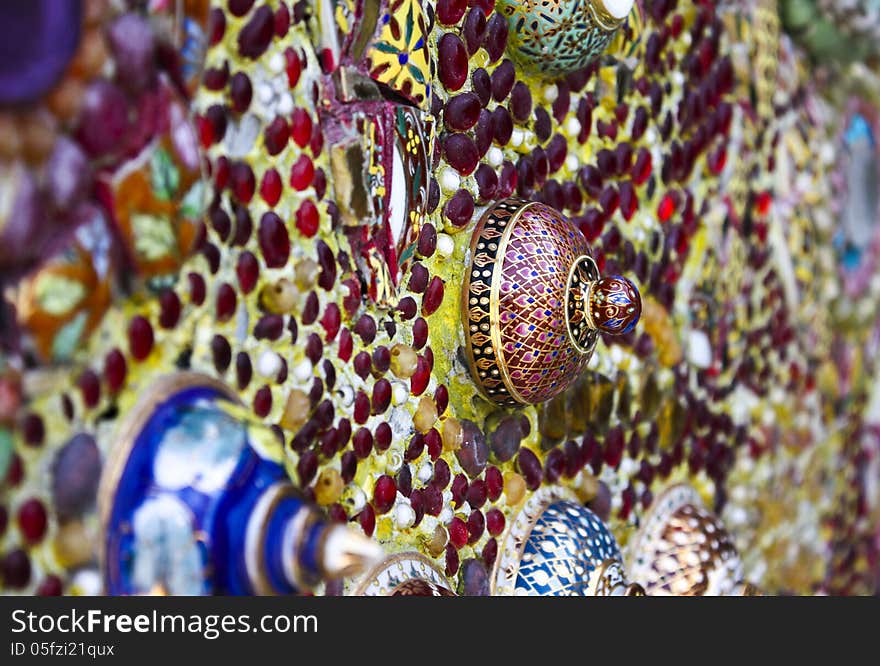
[0,0,83,105]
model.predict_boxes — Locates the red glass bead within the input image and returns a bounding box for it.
[1,549,30,589]
[599,185,619,218]
[203,62,229,90]
[5,454,23,486]
[483,12,507,61]
[229,0,255,17]
[353,352,371,380]
[296,199,319,237]
[411,356,430,396]
[235,252,259,294]
[552,84,571,123]
[658,193,676,222]
[230,71,253,113]
[417,484,439,517]
[260,168,283,206]
[353,428,373,459]
[373,475,397,514]
[438,33,468,91]
[374,422,392,451]
[353,391,370,424]
[463,8,487,56]
[577,97,593,143]
[498,161,517,197]
[264,116,289,155]
[544,447,565,483]
[253,386,272,417]
[290,154,314,191]
[259,211,290,267]
[302,292,318,326]
[405,433,425,463]
[485,466,502,501]
[157,289,181,329]
[422,277,444,315]
[397,296,417,320]
[448,516,468,548]
[372,379,392,414]
[358,504,375,537]
[77,370,100,409]
[328,504,348,523]
[238,5,274,59]
[22,414,44,447]
[467,510,484,543]
[274,2,290,36]
[202,243,221,273]
[446,544,460,576]
[510,82,532,123]
[320,303,341,342]
[305,332,323,364]
[230,161,255,203]
[433,458,451,489]
[418,223,437,258]
[104,349,127,392]
[209,8,226,45]
[475,163,498,202]
[310,121,324,155]
[517,448,542,490]
[128,316,154,361]
[755,191,772,216]
[188,272,206,305]
[708,145,727,174]
[17,498,48,544]
[437,0,467,24]
[297,450,318,486]
[435,385,449,414]
[472,68,491,106]
[36,574,63,596]
[413,318,428,349]
[632,148,652,185]
[449,190,478,232]
[338,328,353,362]
[354,314,377,344]
[619,181,638,221]
[451,473,468,507]
[372,346,391,374]
[334,449,355,483]
[466,479,487,508]
[216,283,237,321]
[443,133,479,176]
[213,156,230,190]
[619,484,635,520]
[317,240,337,290]
[211,335,232,372]
[491,106,513,145]
[486,508,505,536]
[491,59,514,101]
[445,92,481,131]
[254,315,284,340]
[284,47,301,87]
[482,537,498,568]
[425,428,442,460]
[603,426,625,468]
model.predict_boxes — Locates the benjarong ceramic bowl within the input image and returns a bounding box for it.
[626,484,760,596]
[462,198,641,407]
[496,0,635,76]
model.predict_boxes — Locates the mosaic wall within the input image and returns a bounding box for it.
[1,0,880,596]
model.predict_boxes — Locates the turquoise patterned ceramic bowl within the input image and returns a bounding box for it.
[496,0,634,76]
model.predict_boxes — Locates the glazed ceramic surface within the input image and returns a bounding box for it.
[626,484,745,596]
[492,487,629,596]
[497,0,633,76]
